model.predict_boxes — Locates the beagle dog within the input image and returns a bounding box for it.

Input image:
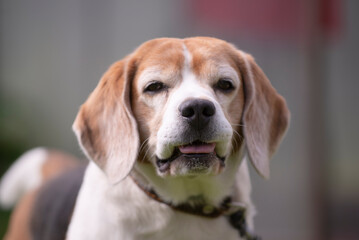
[0,37,289,240]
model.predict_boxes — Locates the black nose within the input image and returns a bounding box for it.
[179,99,216,130]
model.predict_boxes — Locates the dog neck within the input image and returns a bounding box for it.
[130,149,261,240]
[130,174,233,218]
[131,149,245,207]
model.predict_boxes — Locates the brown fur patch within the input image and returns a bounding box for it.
[4,151,80,240]
[73,60,128,170]
[3,190,38,240]
[42,150,80,181]
[236,52,290,178]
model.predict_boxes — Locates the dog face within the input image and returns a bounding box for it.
[132,38,244,178]
[73,37,290,184]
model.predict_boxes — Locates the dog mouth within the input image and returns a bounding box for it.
[156,140,225,174]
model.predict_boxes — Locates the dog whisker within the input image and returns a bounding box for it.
[143,145,152,161]
[231,130,244,151]
[139,138,150,152]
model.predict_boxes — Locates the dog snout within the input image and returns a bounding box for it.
[179,99,216,130]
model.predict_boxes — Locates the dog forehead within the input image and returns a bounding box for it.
[133,37,238,84]
[134,38,185,73]
[186,39,238,77]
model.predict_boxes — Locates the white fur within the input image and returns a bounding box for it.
[67,162,248,240]
[234,157,256,230]
[0,147,47,209]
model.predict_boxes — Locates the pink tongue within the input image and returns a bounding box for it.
[179,143,216,154]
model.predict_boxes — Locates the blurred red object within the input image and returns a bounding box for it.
[190,0,342,42]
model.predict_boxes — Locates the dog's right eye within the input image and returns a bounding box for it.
[144,81,166,93]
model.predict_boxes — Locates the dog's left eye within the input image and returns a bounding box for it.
[215,78,235,92]
[144,81,166,93]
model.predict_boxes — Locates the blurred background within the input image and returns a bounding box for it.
[0,0,358,239]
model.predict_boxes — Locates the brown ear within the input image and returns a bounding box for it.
[73,59,139,184]
[239,51,290,179]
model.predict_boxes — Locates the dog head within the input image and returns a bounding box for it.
[73,37,290,184]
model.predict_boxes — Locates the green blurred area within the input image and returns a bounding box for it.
[0,102,30,238]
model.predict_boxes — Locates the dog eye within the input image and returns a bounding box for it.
[144,81,166,93]
[215,79,235,92]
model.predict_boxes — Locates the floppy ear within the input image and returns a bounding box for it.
[73,59,139,184]
[239,51,290,179]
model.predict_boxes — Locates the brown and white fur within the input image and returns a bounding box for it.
[0,37,289,240]
[0,148,80,240]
